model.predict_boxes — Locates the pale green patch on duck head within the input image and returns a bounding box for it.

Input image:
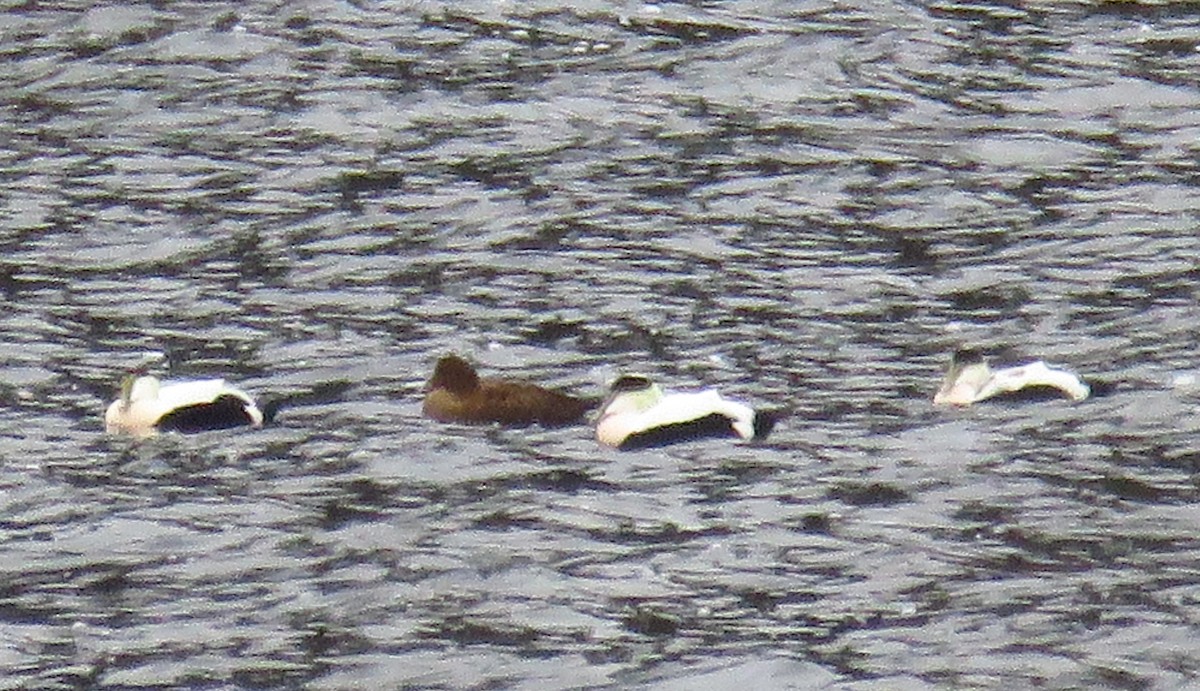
[601,375,664,418]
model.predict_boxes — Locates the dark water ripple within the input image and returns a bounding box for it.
[3,0,1200,688]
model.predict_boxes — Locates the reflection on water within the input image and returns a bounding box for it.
[3,0,1200,688]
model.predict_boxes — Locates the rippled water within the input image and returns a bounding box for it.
[3,0,1200,688]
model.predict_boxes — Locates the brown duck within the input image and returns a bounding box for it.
[422,354,594,426]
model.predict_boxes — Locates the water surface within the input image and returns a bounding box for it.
[2,1,1200,688]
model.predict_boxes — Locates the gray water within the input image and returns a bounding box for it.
[3,1,1200,688]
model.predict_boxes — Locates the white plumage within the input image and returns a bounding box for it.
[105,375,265,437]
[596,376,770,449]
[934,350,1090,406]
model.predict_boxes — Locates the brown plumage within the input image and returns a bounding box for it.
[422,354,594,426]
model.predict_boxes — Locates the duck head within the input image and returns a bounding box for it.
[933,348,992,406]
[598,375,663,420]
[427,355,481,395]
[106,374,163,435]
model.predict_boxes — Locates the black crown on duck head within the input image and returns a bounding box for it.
[610,375,653,393]
[951,348,985,367]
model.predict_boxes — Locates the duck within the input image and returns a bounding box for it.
[596,375,775,450]
[933,348,1090,406]
[105,374,269,437]
[422,354,594,426]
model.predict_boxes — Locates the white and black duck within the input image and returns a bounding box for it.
[934,349,1091,406]
[596,375,775,450]
[105,374,272,437]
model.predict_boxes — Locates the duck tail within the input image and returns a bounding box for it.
[258,379,356,427]
[752,409,782,440]
[261,399,284,425]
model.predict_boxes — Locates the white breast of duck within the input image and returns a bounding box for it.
[596,375,771,450]
[934,349,1090,406]
[105,375,265,437]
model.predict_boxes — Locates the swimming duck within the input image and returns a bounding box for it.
[105,374,268,437]
[933,349,1090,406]
[596,375,775,450]
[422,354,593,426]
